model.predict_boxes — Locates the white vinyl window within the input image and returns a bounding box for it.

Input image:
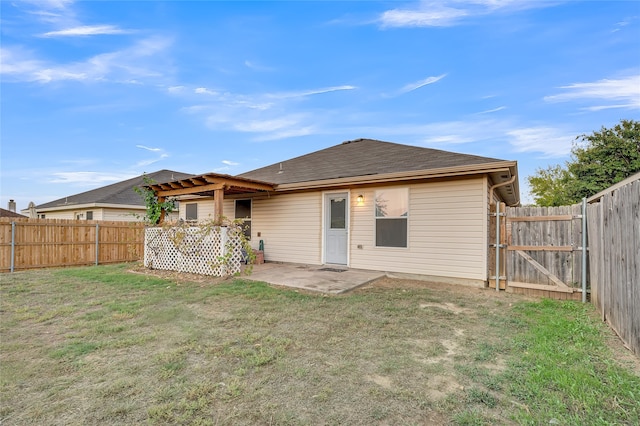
[375,188,408,248]
[185,203,198,221]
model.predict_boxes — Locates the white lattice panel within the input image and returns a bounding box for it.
[144,226,243,276]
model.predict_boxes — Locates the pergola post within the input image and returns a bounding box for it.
[214,188,224,224]
[158,196,166,225]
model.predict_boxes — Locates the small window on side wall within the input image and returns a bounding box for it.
[235,199,251,239]
[185,203,198,221]
[375,188,408,248]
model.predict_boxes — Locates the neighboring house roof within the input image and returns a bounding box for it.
[0,208,27,218]
[239,138,507,185]
[34,170,195,211]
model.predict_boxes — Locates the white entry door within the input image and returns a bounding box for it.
[325,192,348,265]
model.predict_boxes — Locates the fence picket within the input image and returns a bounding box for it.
[0,218,144,272]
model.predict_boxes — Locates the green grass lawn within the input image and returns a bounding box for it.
[1,264,638,425]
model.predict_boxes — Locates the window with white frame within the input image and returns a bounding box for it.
[185,203,198,221]
[375,188,408,248]
[235,199,252,239]
[86,211,93,220]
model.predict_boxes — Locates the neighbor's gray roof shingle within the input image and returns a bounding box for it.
[0,208,27,218]
[239,138,506,185]
[36,170,194,209]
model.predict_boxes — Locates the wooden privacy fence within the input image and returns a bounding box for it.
[488,173,639,356]
[0,218,145,272]
[587,175,639,356]
[505,204,584,300]
[488,203,585,300]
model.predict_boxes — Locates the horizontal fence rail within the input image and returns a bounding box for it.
[0,218,145,272]
[507,204,582,291]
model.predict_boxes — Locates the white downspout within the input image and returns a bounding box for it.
[489,175,518,291]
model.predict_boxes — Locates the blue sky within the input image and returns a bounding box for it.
[1,0,639,211]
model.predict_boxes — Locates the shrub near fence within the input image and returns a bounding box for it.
[0,218,145,272]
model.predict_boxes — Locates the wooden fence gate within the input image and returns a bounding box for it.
[489,204,585,300]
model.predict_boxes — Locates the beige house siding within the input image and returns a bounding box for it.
[174,178,489,282]
[39,207,169,222]
[38,210,75,220]
[176,194,322,265]
[350,178,487,282]
[248,192,322,264]
[101,208,147,221]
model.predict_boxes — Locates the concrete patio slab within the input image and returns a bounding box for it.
[244,262,385,294]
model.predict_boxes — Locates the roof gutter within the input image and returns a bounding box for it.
[489,174,519,207]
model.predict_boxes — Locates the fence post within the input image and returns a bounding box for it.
[582,197,587,303]
[10,221,16,273]
[95,223,100,266]
[495,201,502,292]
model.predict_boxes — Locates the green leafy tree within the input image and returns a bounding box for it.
[567,119,640,201]
[528,119,640,206]
[528,165,574,207]
[133,175,176,225]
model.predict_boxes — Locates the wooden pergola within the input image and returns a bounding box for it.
[146,173,276,223]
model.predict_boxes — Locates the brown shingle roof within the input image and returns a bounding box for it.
[36,170,195,209]
[0,208,27,218]
[239,138,506,184]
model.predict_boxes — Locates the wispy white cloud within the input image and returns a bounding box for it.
[1,36,173,84]
[167,85,185,94]
[49,171,135,185]
[41,24,133,37]
[507,127,574,158]
[378,1,558,28]
[0,47,45,76]
[338,118,575,158]
[135,145,169,167]
[195,87,218,95]
[476,106,506,114]
[544,75,640,110]
[267,85,356,99]
[22,0,74,10]
[136,145,163,152]
[399,74,447,94]
[222,160,239,166]
[253,126,315,142]
[233,117,301,133]
[611,16,637,33]
[380,6,468,28]
[177,83,355,141]
[136,156,168,167]
[244,60,275,72]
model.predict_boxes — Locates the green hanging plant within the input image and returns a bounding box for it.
[133,175,176,225]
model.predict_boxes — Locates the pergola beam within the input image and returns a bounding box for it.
[153,182,225,198]
[145,172,276,224]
